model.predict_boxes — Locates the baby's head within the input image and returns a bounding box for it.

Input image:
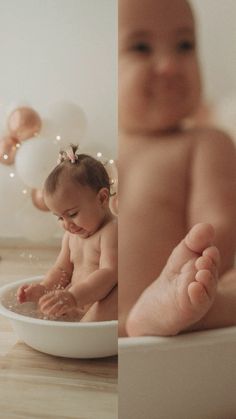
[119,0,201,135]
[43,145,111,238]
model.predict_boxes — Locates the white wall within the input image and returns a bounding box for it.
[0,0,117,156]
[0,0,117,244]
[191,0,236,103]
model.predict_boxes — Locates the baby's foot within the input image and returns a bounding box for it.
[126,223,220,336]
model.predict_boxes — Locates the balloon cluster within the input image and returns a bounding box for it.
[0,101,117,242]
[0,102,87,212]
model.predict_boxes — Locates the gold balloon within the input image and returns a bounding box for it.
[0,136,19,165]
[7,107,42,141]
[31,189,50,212]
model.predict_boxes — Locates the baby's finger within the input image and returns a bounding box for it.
[53,304,71,317]
[46,302,68,317]
[17,284,28,294]
[39,292,54,304]
[17,285,28,303]
[39,296,57,311]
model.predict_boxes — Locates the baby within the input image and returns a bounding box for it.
[119,0,236,336]
[17,145,117,321]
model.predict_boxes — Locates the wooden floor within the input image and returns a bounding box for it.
[0,246,118,419]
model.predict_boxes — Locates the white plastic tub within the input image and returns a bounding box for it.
[119,328,236,419]
[0,277,118,358]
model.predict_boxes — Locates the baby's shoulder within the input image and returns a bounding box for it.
[102,217,117,234]
[189,126,236,167]
[192,126,235,150]
[100,218,118,243]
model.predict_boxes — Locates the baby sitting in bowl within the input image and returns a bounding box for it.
[17,145,117,322]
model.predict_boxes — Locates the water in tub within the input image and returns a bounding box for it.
[1,285,81,322]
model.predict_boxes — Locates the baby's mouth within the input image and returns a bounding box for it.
[70,227,85,235]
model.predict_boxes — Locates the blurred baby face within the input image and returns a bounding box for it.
[119,0,202,134]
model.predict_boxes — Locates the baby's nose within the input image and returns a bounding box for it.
[63,219,73,231]
[154,53,178,76]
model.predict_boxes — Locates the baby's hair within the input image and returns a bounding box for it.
[44,144,111,195]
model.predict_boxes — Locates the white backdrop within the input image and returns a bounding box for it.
[0,0,117,156]
[191,0,236,103]
[0,0,116,243]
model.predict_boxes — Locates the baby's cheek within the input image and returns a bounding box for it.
[75,216,82,226]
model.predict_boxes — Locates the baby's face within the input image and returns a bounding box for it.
[119,0,201,134]
[44,183,109,238]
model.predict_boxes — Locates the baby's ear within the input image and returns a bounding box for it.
[98,188,109,205]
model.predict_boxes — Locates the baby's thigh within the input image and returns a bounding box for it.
[80,286,118,322]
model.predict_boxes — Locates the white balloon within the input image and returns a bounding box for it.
[15,137,60,188]
[15,199,61,243]
[41,101,87,147]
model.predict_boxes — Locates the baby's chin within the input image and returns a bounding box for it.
[76,230,91,238]
[120,119,180,136]
[121,108,197,135]
[74,227,98,239]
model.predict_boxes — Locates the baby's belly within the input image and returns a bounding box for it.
[119,204,186,295]
[70,265,98,286]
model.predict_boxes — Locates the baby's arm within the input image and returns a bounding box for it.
[40,233,73,290]
[189,128,236,273]
[69,221,118,307]
[17,233,73,303]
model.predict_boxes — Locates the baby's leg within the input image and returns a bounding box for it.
[126,223,219,337]
[80,285,117,322]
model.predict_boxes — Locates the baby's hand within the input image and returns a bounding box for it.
[38,290,77,317]
[17,283,46,304]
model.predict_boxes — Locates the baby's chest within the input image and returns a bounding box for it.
[69,236,100,267]
[121,145,190,212]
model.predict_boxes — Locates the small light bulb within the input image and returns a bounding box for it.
[22,189,28,195]
[9,172,15,178]
[56,135,61,141]
[97,152,102,158]
[109,159,114,164]
[3,154,8,160]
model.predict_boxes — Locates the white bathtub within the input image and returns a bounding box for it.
[119,327,236,419]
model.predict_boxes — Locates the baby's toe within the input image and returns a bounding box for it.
[195,269,216,299]
[195,251,219,280]
[195,255,212,271]
[202,246,220,268]
[188,281,210,307]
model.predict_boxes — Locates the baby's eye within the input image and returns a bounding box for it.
[131,42,152,54]
[57,216,63,221]
[68,212,78,218]
[177,40,195,53]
